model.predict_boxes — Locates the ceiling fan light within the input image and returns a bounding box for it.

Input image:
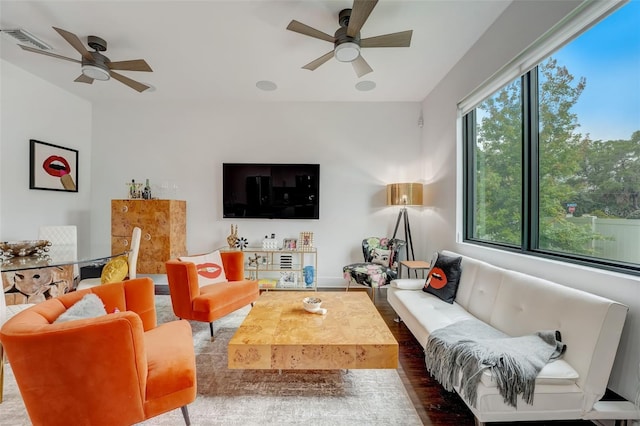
[81,64,110,81]
[334,42,360,62]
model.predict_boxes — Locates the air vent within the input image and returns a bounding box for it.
[1,28,52,50]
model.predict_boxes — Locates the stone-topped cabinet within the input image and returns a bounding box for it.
[111,199,187,274]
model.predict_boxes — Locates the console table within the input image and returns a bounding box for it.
[242,247,317,291]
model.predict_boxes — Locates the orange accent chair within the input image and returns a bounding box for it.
[165,250,259,340]
[0,278,196,426]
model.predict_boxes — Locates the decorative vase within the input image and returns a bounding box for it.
[303,265,314,287]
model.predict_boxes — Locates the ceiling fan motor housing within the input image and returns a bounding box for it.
[81,51,111,80]
[87,35,107,52]
[334,26,360,62]
[334,8,361,62]
[338,8,352,28]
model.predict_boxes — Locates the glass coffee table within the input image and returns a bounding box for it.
[228,291,398,370]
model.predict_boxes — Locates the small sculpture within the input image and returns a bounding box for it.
[247,253,263,267]
[227,224,238,249]
[235,237,248,250]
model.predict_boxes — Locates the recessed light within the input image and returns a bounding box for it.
[256,80,277,91]
[355,81,376,91]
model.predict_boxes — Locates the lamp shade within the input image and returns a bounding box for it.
[386,183,423,206]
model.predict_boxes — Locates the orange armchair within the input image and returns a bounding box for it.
[165,250,259,340]
[0,278,196,426]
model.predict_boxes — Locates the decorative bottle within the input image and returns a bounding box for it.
[143,179,152,200]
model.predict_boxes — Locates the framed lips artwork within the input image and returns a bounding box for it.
[29,139,78,192]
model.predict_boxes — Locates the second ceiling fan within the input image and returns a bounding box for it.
[286,0,412,77]
[18,27,152,92]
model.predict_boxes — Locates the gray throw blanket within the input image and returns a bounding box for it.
[425,319,566,408]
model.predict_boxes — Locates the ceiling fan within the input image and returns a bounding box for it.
[18,27,152,92]
[286,0,412,78]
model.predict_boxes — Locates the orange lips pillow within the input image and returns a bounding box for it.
[423,252,463,304]
[179,250,228,287]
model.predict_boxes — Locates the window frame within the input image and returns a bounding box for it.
[462,67,640,276]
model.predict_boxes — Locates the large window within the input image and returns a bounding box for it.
[464,2,640,274]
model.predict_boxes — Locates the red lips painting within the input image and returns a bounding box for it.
[29,139,78,192]
[43,155,76,190]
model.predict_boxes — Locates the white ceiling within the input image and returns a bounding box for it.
[0,0,511,103]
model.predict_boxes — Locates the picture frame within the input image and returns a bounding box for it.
[29,139,78,192]
[278,271,298,288]
[299,232,314,251]
[282,238,297,250]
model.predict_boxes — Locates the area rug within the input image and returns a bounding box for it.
[2,295,422,425]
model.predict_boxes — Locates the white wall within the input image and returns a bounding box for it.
[421,0,640,403]
[0,59,93,251]
[90,100,423,286]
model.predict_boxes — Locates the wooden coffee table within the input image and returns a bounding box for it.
[228,291,398,370]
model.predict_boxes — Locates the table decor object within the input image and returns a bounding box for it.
[0,240,51,258]
[303,296,322,312]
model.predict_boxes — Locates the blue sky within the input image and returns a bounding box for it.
[553,1,640,141]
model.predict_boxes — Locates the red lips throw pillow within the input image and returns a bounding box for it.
[179,250,228,287]
[423,252,463,304]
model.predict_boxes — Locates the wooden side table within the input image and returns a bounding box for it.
[399,260,431,279]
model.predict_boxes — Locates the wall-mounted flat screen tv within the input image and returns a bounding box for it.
[222,163,320,219]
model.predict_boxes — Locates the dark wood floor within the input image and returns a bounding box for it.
[325,287,596,426]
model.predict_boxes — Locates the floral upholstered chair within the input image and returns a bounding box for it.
[343,237,406,302]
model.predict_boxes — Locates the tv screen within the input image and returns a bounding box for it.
[222,163,319,219]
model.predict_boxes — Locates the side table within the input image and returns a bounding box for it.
[399,260,431,279]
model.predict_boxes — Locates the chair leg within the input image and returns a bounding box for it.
[0,344,4,404]
[371,287,376,305]
[180,405,191,426]
[209,322,214,342]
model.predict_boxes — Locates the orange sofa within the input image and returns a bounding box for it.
[0,278,196,426]
[165,250,259,340]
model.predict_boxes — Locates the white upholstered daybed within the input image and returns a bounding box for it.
[388,250,638,425]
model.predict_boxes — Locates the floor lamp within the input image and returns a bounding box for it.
[387,182,423,263]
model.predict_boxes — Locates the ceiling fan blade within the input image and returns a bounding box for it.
[302,50,334,71]
[361,30,413,48]
[53,27,92,62]
[74,74,94,84]
[108,59,153,72]
[18,44,81,64]
[347,0,378,37]
[109,70,150,92]
[287,20,335,43]
[352,55,373,78]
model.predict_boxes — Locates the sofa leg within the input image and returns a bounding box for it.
[474,417,486,426]
[180,405,191,426]
[394,316,402,323]
[209,322,214,341]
